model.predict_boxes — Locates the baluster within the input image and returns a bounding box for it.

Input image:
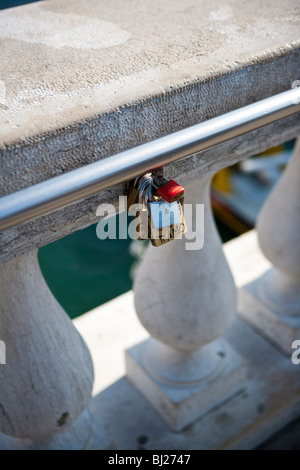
[0,250,111,449]
[240,138,300,354]
[126,175,247,431]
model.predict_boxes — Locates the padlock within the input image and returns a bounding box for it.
[148,196,186,247]
[127,180,139,213]
[135,176,152,240]
[153,177,185,203]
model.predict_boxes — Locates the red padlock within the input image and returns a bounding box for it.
[156,178,185,203]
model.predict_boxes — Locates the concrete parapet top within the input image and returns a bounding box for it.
[0,0,299,147]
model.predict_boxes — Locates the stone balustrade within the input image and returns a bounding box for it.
[0,0,299,450]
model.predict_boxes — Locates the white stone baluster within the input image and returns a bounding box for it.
[0,250,111,450]
[240,138,300,354]
[126,175,247,432]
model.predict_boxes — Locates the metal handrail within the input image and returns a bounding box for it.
[0,87,299,231]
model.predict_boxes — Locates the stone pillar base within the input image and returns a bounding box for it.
[126,337,247,432]
[0,408,114,450]
[239,270,300,356]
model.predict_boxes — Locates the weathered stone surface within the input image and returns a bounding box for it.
[0,0,299,261]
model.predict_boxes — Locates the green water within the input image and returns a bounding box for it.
[38,216,143,319]
[0,0,41,9]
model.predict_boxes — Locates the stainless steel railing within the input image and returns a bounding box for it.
[0,87,299,231]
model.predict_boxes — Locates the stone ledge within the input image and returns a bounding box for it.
[1,0,299,148]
